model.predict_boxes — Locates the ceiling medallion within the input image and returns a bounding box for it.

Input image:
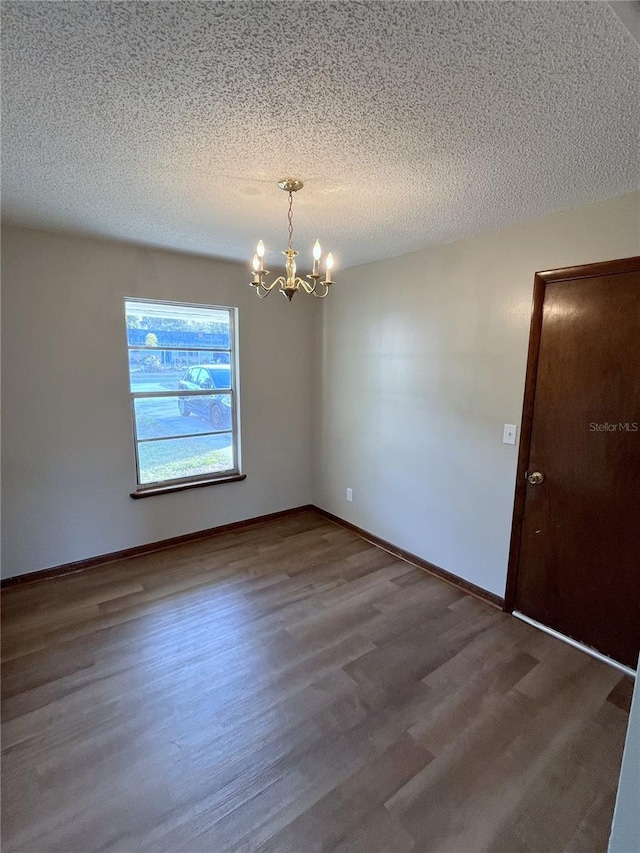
[250,178,335,301]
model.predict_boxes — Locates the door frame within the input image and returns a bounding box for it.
[504,255,640,613]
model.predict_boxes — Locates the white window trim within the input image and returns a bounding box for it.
[125,298,242,497]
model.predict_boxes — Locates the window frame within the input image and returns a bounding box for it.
[125,297,242,497]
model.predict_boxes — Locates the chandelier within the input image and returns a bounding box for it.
[250,178,335,301]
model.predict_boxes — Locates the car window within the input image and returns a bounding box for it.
[211,368,231,388]
[199,371,213,389]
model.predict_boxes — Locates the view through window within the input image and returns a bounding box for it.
[125,299,239,488]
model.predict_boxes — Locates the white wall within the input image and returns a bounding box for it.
[1,226,318,578]
[4,194,639,584]
[315,192,640,597]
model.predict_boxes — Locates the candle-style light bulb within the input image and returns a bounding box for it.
[312,239,321,276]
[325,252,334,284]
[256,240,265,272]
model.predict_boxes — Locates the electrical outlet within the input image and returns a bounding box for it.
[346,488,353,502]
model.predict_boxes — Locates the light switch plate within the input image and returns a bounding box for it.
[503,424,517,445]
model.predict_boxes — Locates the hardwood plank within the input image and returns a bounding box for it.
[0,510,630,853]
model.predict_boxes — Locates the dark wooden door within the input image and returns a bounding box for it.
[508,257,640,670]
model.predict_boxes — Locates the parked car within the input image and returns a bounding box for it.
[178,365,232,430]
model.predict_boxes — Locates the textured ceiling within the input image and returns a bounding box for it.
[2,1,639,270]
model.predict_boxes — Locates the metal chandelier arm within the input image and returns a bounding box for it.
[299,277,317,294]
[254,275,285,297]
[309,280,332,299]
[298,277,334,298]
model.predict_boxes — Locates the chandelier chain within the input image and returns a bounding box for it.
[287,191,294,252]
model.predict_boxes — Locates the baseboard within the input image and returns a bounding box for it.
[313,506,505,610]
[0,505,315,589]
[2,503,504,610]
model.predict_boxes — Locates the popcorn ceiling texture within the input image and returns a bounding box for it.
[2,1,639,269]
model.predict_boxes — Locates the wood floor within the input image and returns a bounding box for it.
[1,511,632,853]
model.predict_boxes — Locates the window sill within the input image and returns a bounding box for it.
[130,473,246,499]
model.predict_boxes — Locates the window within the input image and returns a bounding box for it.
[125,298,241,494]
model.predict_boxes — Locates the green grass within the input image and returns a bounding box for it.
[135,413,178,440]
[138,437,233,484]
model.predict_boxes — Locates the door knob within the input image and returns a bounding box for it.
[528,471,544,485]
